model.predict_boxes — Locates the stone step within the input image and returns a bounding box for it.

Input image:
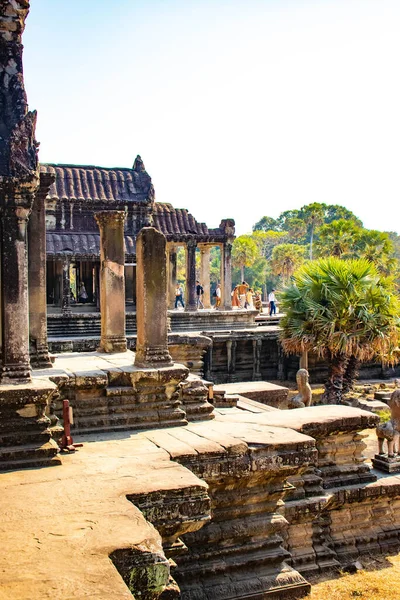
[72,408,186,432]
[72,400,181,418]
[0,428,52,447]
[73,417,188,436]
[0,440,60,470]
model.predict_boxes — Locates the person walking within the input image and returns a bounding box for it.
[268,289,277,316]
[246,288,254,309]
[78,282,88,304]
[237,281,249,309]
[196,280,204,308]
[175,283,185,309]
[231,286,240,308]
[215,283,221,308]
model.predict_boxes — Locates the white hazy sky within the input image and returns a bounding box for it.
[23,0,400,236]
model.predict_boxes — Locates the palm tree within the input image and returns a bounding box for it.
[314,219,361,258]
[270,244,306,285]
[232,236,259,281]
[301,203,325,259]
[279,258,400,403]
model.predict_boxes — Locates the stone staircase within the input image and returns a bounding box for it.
[59,365,192,435]
[47,313,137,338]
[0,379,61,471]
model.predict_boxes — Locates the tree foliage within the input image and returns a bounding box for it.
[270,244,307,284]
[232,235,259,281]
[279,258,400,403]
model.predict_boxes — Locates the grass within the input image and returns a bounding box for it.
[309,555,400,599]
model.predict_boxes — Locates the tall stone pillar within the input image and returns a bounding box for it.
[28,173,54,368]
[199,245,211,309]
[135,227,173,367]
[61,255,72,317]
[220,241,233,311]
[185,237,197,312]
[167,244,177,309]
[1,198,35,381]
[95,211,127,353]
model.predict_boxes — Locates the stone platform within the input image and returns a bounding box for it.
[0,417,316,600]
[213,380,289,409]
[2,396,400,599]
[34,351,216,434]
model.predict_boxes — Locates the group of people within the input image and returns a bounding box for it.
[174,280,277,315]
[174,280,208,309]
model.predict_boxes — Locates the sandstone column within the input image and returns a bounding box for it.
[135,227,172,368]
[199,245,211,308]
[95,211,127,353]
[167,244,177,309]
[28,173,54,368]
[185,237,197,312]
[1,198,35,381]
[220,241,233,310]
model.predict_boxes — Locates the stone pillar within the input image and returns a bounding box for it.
[167,244,177,309]
[220,241,233,310]
[185,237,197,312]
[61,255,72,317]
[253,338,262,380]
[226,339,237,377]
[135,227,173,368]
[199,245,211,308]
[28,173,54,368]
[0,202,33,381]
[95,211,127,353]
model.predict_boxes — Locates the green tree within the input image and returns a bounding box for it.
[270,244,307,284]
[314,219,361,258]
[253,216,280,232]
[284,217,307,242]
[301,203,325,259]
[357,229,396,275]
[252,230,287,259]
[232,235,259,281]
[279,258,400,403]
[324,205,363,227]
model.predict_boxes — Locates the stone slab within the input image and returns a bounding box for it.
[217,405,378,437]
[213,381,289,409]
[0,431,205,600]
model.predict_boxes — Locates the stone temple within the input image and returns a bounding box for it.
[2,3,400,600]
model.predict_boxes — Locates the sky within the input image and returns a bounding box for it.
[23,0,400,236]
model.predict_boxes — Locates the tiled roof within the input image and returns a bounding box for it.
[152,203,227,241]
[46,232,136,258]
[40,160,151,204]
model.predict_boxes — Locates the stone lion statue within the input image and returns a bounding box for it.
[376,389,400,457]
[289,368,312,409]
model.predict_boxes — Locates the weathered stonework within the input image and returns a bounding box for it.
[0,1,40,382]
[179,375,214,422]
[28,172,54,367]
[0,378,60,469]
[172,423,316,599]
[95,210,127,353]
[168,333,212,377]
[135,227,173,368]
[52,360,190,434]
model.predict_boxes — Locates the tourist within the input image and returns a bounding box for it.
[231,286,240,308]
[215,283,221,308]
[254,291,263,313]
[268,289,277,316]
[78,282,88,304]
[196,280,204,308]
[175,283,185,309]
[246,288,254,309]
[237,281,249,309]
